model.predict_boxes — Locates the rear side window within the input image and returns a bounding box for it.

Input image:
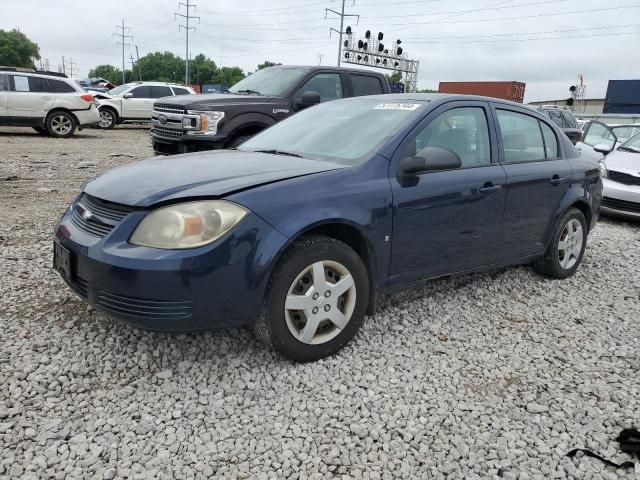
[540,122,559,158]
[150,86,173,98]
[497,109,545,163]
[561,110,577,128]
[545,110,563,128]
[171,87,190,95]
[129,86,151,98]
[49,79,76,93]
[28,77,52,93]
[351,75,384,96]
[0,74,7,91]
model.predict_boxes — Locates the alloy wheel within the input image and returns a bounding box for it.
[558,218,583,269]
[51,115,73,135]
[284,260,357,345]
[99,110,113,128]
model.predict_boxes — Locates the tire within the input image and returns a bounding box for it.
[533,207,587,279]
[254,235,370,362]
[227,134,254,149]
[98,108,117,129]
[32,126,48,135]
[46,111,76,138]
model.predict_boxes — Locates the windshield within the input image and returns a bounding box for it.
[228,67,309,97]
[619,132,640,153]
[108,84,130,96]
[612,125,640,144]
[240,98,426,165]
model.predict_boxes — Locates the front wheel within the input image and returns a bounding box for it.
[254,235,369,362]
[533,207,587,279]
[46,111,76,138]
[98,108,117,129]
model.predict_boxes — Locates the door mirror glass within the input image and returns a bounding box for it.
[399,147,462,176]
[298,90,321,109]
[123,92,133,98]
[593,143,612,155]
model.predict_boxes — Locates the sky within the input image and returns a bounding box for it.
[1,0,638,102]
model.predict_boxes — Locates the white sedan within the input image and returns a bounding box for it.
[600,132,640,220]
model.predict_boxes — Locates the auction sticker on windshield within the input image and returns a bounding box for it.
[374,103,421,111]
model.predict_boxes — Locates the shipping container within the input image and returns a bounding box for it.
[603,80,640,114]
[438,81,526,103]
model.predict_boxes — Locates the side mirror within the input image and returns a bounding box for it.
[123,92,133,99]
[399,147,462,176]
[297,90,320,109]
[593,143,612,156]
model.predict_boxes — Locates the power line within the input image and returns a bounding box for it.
[175,0,199,84]
[405,30,639,45]
[114,19,133,84]
[326,0,360,66]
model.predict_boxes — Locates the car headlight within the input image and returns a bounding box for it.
[599,161,608,179]
[186,110,224,135]
[130,200,248,249]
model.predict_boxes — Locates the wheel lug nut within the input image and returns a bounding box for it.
[324,305,331,312]
[312,307,319,314]
[312,293,319,300]
[324,291,331,298]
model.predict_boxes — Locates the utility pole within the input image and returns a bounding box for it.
[114,19,132,84]
[325,0,359,67]
[61,56,66,75]
[129,52,136,79]
[135,45,143,81]
[65,58,78,77]
[175,0,199,85]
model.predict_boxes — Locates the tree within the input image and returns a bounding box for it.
[417,88,437,93]
[213,66,245,86]
[88,65,124,84]
[136,51,185,83]
[189,53,218,85]
[385,72,403,84]
[0,29,40,68]
[256,60,281,71]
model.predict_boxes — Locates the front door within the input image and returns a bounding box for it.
[122,85,153,119]
[493,106,572,258]
[389,101,507,285]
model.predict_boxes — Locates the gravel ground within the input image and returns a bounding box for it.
[1,126,639,479]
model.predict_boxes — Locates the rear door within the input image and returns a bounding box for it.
[0,74,8,123]
[389,101,507,284]
[493,105,572,258]
[7,75,56,123]
[121,85,152,118]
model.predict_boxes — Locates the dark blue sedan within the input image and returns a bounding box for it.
[54,94,602,362]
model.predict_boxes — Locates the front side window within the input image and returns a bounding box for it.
[583,123,616,148]
[497,109,545,163]
[295,73,343,103]
[561,110,577,128]
[545,110,563,128]
[351,75,384,96]
[129,86,151,98]
[409,107,491,168]
[241,98,424,165]
[150,86,173,98]
[0,74,7,91]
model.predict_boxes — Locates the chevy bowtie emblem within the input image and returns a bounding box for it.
[82,209,93,220]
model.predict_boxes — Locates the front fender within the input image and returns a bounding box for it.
[222,112,277,138]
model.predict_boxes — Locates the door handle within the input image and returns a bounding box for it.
[479,183,502,193]
[549,175,568,186]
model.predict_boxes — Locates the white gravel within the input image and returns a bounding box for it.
[1,127,639,479]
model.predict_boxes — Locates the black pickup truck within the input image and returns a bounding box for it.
[150,65,390,155]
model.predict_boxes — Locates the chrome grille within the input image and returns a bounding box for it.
[154,103,186,114]
[97,291,193,320]
[608,170,640,186]
[151,126,183,138]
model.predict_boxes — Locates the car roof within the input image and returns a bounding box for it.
[0,70,73,81]
[345,92,530,109]
[264,64,386,76]
[119,81,191,87]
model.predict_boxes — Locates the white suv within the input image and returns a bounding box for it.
[96,82,195,129]
[0,69,101,138]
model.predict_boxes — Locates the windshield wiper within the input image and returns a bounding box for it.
[618,146,640,153]
[233,89,263,96]
[254,149,303,158]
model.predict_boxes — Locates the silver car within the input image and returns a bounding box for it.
[600,132,640,220]
[577,121,640,162]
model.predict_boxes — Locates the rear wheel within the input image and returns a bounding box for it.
[98,108,117,129]
[46,111,76,138]
[254,235,369,362]
[533,207,587,279]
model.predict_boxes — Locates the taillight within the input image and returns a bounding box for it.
[81,94,94,103]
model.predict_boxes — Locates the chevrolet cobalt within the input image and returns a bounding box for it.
[54,94,602,362]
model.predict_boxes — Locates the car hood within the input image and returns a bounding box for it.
[605,149,640,173]
[157,93,280,108]
[84,150,344,207]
